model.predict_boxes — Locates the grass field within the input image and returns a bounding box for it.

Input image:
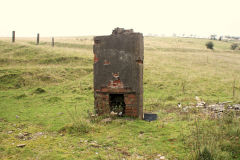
[0,36,240,160]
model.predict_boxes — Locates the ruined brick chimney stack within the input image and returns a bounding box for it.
[93,28,144,119]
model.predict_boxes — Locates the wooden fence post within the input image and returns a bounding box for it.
[37,33,40,45]
[52,37,54,47]
[12,31,15,43]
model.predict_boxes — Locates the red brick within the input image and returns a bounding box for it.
[101,88,109,92]
[104,60,110,65]
[128,94,136,98]
[94,54,99,63]
[101,94,109,99]
[124,97,136,105]
[117,88,126,92]
[125,112,138,117]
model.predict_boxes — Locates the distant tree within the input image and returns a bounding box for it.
[206,41,214,50]
[231,43,239,50]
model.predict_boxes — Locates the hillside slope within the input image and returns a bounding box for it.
[0,37,239,159]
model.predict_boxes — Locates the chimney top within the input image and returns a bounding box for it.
[112,27,134,35]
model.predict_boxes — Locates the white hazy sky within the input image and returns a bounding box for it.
[0,0,239,37]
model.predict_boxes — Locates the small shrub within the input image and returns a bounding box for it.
[206,41,214,50]
[231,43,239,50]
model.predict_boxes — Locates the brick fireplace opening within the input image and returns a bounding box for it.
[93,28,144,119]
[109,94,125,115]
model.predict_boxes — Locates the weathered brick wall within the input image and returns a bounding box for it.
[93,28,143,119]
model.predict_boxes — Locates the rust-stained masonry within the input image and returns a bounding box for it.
[93,28,144,119]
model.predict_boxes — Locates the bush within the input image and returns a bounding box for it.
[206,41,214,50]
[231,43,239,50]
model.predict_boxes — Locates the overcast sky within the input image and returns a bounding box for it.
[0,0,239,37]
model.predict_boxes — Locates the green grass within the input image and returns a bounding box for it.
[0,37,240,159]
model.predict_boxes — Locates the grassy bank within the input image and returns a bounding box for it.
[0,37,239,159]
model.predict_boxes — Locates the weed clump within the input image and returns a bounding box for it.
[223,110,234,124]
[61,106,95,135]
[166,95,175,101]
[15,94,27,99]
[196,147,214,160]
[60,119,93,134]
[34,88,46,94]
[47,96,62,103]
